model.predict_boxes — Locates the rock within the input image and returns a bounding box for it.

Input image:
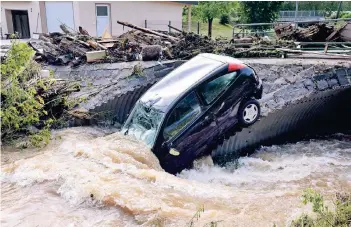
[27,125,40,134]
[274,77,288,86]
[141,45,162,61]
[316,80,329,90]
[327,79,339,88]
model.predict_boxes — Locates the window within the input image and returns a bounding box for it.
[96,6,108,16]
[163,92,201,140]
[199,72,238,104]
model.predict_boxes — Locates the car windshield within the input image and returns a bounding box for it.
[122,101,165,147]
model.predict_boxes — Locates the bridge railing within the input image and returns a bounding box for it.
[278,10,326,22]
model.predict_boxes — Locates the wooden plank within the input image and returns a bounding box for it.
[86,50,106,62]
[97,40,119,43]
[168,24,182,33]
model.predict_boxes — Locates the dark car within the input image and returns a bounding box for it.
[122,53,263,174]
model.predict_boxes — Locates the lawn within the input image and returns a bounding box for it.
[183,18,235,39]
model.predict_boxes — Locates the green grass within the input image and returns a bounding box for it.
[183,18,235,39]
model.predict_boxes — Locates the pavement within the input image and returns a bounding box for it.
[0,39,38,57]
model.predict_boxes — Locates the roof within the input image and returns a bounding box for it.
[139,53,245,112]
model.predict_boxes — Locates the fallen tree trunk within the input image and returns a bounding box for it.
[117,20,180,42]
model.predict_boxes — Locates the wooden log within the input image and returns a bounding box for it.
[87,40,98,49]
[168,24,183,33]
[59,38,86,57]
[60,24,73,35]
[117,20,179,42]
[86,50,106,62]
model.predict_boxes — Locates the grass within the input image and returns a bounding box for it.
[183,18,235,39]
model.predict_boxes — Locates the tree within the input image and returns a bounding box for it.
[194,1,233,38]
[280,1,351,17]
[240,1,283,29]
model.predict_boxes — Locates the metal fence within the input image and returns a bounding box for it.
[278,10,325,22]
[144,20,182,33]
[144,20,210,36]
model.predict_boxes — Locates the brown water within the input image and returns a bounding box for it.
[1,127,351,227]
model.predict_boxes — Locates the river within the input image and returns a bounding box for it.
[1,127,350,227]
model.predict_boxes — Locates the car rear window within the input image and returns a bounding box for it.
[199,71,237,104]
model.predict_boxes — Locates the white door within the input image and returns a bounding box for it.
[96,4,110,37]
[45,2,75,33]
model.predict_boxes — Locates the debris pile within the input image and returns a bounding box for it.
[25,20,351,67]
[274,22,350,42]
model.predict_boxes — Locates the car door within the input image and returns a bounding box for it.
[214,67,255,139]
[197,70,242,140]
[159,91,219,174]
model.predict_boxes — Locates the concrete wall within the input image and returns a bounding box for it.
[1,1,42,37]
[78,1,185,36]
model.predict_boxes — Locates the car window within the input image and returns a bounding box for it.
[163,92,201,141]
[199,72,238,104]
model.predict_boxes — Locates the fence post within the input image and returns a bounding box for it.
[197,22,200,34]
[145,20,147,28]
[169,21,171,33]
[232,24,235,38]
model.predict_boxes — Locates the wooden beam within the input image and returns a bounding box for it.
[168,24,183,33]
[86,50,106,62]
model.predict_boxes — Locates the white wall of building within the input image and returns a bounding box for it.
[1,1,185,38]
[1,1,42,38]
[78,1,184,36]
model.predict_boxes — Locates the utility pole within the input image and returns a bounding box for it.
[336,1,343,19]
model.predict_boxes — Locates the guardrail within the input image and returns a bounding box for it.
[232,17,351,39]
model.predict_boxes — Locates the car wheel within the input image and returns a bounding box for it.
[238,99,260,126]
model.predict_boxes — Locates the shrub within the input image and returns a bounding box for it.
[341,12,351,19]
[291,188,351,227]
[1,41,53,147]
[220,14,230,25]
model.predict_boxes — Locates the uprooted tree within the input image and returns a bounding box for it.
[1,41,80,147]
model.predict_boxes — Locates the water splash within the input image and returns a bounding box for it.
[2,128,351,226]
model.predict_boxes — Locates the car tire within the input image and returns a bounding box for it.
[238,99,260,126]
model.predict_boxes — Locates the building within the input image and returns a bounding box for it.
[1,1,196,39]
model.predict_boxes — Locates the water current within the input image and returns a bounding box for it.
[1,127,350,227]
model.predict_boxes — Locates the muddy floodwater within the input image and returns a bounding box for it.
[1,127,351,227]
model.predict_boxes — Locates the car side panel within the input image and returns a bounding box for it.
[160,106,219,174]
[213,68,258,138]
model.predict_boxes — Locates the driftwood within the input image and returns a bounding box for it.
[60,24,73,35]
[59,38,86,57]
[117,20,179,42]
[168,24,183,33]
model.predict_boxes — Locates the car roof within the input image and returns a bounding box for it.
[139,53,245,112]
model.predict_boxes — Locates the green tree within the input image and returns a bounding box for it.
[240,1,283,29]
[194,1,233,38]
[280,1,351,17]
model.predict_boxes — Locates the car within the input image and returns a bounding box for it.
[122,53,263,174]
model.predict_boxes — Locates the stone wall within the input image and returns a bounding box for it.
[48,58,351,127]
